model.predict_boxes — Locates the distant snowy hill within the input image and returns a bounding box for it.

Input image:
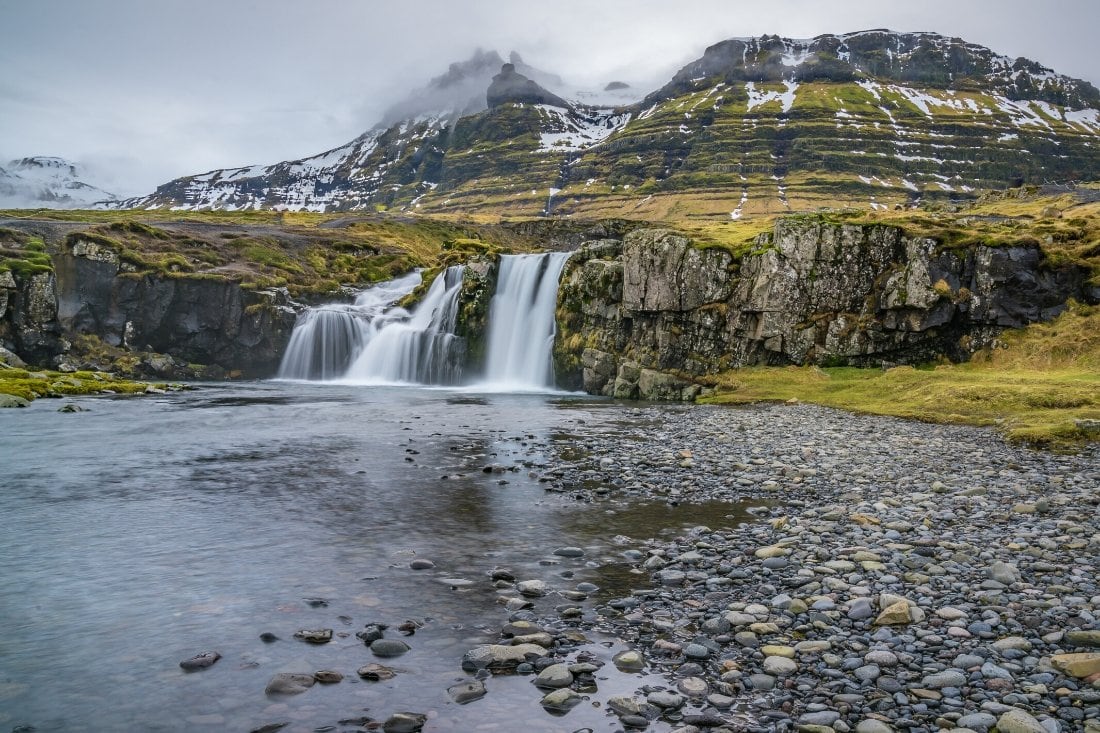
[0,157,118,209]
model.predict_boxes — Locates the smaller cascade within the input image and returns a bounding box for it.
[343,266,466,385]
[276,272,420,380]
[482,252,571,390]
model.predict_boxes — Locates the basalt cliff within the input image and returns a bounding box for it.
[550,218,1097,399]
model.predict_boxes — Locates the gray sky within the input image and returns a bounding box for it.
[2,0,1098,196]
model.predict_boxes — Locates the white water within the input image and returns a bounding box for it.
[276,271,421,380]
[481,252,571,390]
[342,265,466,385]
[277,252,570,390]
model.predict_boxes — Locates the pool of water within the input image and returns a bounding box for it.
[0,382,756,733]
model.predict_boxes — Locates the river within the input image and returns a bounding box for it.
[0,382,755,733]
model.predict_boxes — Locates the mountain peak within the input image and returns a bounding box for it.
[380,49,565,127]
[487,64,570,109]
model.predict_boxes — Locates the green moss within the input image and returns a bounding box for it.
[108,221,171,240]
[65,231,124,251]
[0,367,163,403]
[0,237,53,277]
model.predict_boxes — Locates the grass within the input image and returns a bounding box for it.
[704,303,1100,451]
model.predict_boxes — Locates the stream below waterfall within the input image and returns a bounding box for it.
[0,382,758,733]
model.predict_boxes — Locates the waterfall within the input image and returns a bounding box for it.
[277,252,570,391]
[481,252,571,390]
[277,271,421,380]
[342,265,466,385]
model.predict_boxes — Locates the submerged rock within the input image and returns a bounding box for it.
[293,628,332,644]
[370,638,410,658]
[264,673,315,695]
[179,651,220,671]
[540,687,582,713]
[447,679,487,704]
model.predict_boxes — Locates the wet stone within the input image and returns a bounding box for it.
[647,690,685,709]
[677,676,709,696]
[382,712,427,733]
[357,663,397,681]
[540,687,582,713]
[614,649,646,672]
[517,579,547,597]
[534,663,573,689]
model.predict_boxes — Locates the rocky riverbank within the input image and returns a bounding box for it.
[506,403,1099,732]
[220,402,1097,733]
[244,402,1096,733]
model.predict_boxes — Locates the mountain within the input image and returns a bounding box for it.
[0,157,117,209]
[116,31,1100,218]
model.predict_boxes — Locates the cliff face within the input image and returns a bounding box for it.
[51,238,300,376]
[553,221,1096,399]
[1,238,301,377]
[0,269,64,366]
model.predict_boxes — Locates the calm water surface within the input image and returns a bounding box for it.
[0,383,753,732]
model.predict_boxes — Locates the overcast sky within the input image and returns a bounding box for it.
[2,0,1098,196]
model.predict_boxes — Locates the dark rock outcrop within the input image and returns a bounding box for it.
[0,268,65,367]
[487,64,570,109]
[48,238,301,376]
[553,220,1096,399]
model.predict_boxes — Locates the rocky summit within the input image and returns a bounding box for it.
[113,30,1100,217]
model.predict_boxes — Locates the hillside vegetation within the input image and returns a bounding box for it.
[0,210,548,297]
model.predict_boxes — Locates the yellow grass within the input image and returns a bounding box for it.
[705,304,1100,451]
